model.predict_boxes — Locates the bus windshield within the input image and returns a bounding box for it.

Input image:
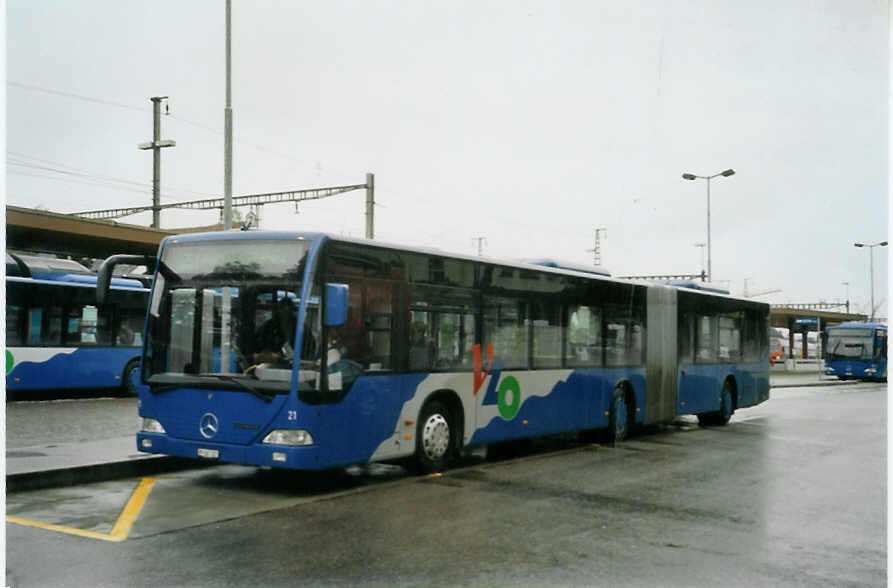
[144,238,313,393]
[826,328,873,361]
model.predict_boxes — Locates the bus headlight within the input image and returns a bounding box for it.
[864,368,877,375]
[141,418,166,434]
[262,429,314,446]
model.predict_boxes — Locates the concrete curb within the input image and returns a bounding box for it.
[7,456,202,493]
[770,379,862,389]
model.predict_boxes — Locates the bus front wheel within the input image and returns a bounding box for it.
[610,387,629,443]
[122,359,141,397]
[415,400,454,473]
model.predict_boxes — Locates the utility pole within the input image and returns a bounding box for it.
[365,172,374,239]
[224,0,233,231]
[138,96,175,229]
[221,0,233,375]
[472,236,487,256]
[587,228,607,266]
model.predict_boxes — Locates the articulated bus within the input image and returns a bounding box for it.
[98,232,770,472]
[824,322,887,381]
[6,253,149,396]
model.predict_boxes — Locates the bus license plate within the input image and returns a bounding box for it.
[197,448,219,459]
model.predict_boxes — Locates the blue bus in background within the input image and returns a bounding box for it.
[6,253,149,396]
[824,322,887,381]
[98,232,770,473]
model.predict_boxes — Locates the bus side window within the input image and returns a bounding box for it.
[531,298,561,369]
[6,283,26,346]
[28,307,64,346]
[628,313,644,365]
[566,305,602,367]
[483,297,528,370]
[408,311,433,370]
[364,282,394,370]
[409,284,477,371]
[742,311,760,362]
[605,303,641,367]
[678,312,695,363]
[696,315,716,363]
[718,314,742,362]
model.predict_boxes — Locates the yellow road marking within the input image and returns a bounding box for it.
[7,477,157,542]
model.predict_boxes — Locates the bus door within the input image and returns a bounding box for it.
[645,286,677,424]
[326,278,404,461]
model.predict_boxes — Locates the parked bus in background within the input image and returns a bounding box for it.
[824,322,887,381]
[6,253,149,396]
[99,232,770,473]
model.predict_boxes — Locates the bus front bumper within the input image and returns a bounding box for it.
[136,433,332,471]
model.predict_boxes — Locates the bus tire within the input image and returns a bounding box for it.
[122,359,141,397]
[699,380,735,426]
[415,400,454,473]
[716,380,734,425]
[609,387,629,443]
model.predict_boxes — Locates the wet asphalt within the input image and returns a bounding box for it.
[6,380,886,587]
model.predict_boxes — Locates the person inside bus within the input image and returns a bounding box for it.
[409,321,436,371]
[300,309,321,362]
[254,297,297,365]
[323,328,364,392]
[117,324,135,346]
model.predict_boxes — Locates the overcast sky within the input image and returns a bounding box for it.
[6,1,889,316]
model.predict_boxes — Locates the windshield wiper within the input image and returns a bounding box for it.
[147,373,281,402]
[200,374,277,403]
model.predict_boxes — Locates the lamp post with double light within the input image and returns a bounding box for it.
[682,168,735,282]
[853,241,888,321]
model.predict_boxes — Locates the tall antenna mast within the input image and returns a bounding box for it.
[588,228,607,266]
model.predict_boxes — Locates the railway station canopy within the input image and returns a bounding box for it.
[6,205,220,259]
[770,306,868,331]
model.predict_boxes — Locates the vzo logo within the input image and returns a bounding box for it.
[472,344,522,421]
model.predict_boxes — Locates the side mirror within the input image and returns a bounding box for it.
[325,283,349,327]
[97,254,155,305]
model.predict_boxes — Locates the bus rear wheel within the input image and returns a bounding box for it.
[698,380,734,426]
[415,400,454,473]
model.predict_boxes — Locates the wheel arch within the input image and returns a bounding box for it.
[612,378,637,424]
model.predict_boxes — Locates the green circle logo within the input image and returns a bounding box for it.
[497,376,521,420]
[6,349,14,375]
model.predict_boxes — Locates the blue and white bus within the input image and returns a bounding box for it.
[98,232,770,472]
[6,253,149,396]
[824,322,887,381]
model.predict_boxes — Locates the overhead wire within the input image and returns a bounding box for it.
[7,151,220,203]
[7,81,591,253]
[8,80,361,185]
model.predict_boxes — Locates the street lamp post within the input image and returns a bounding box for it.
[841,281,850,313]
[694,242,706,280]
[853,241,888,321]
[682,168,735,282]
